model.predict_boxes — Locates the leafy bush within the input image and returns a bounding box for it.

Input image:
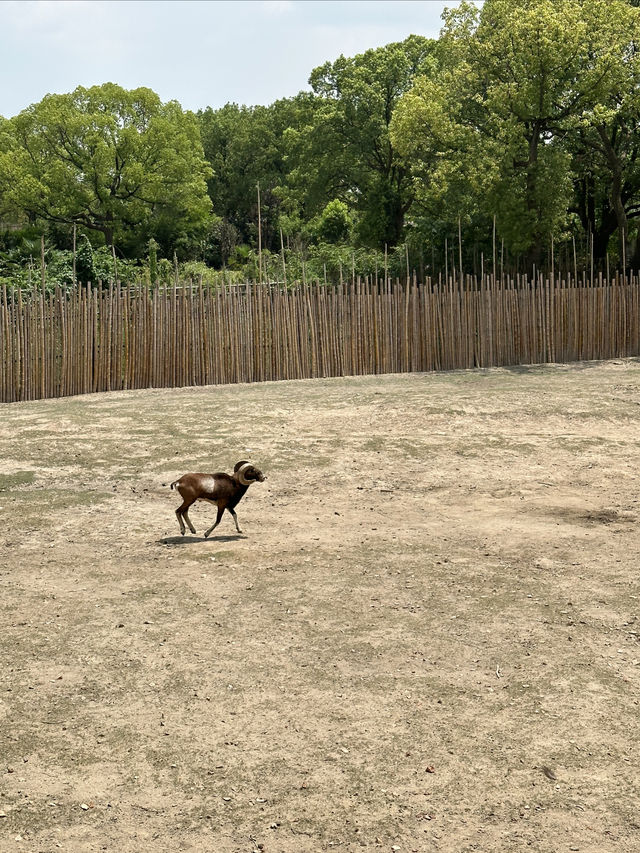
[179,260,243,287]
[311,200,353,244]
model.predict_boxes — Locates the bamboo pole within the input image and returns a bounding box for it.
[72,224,77,286]
[257,182,262,284]
[1,284,8,401]
[445,237,448,286]
[112,244,118,286]
[280,228,287,288]
[458,217,463,289]
[492,215,496,282]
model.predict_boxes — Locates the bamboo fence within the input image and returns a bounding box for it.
[1,272,639,403]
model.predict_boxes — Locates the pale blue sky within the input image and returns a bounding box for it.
[0,0,468,117]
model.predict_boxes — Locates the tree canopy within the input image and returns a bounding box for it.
[0,83,212,257]
[391,0,640,266]
[2,2,640,286]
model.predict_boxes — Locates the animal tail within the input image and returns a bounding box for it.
[170,479,179,490]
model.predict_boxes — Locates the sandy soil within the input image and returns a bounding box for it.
[1,361,639,853]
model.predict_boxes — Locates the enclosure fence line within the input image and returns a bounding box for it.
[1,272,639,403]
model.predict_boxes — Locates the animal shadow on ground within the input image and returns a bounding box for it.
[159,534,246,545]
[541,506,635,526]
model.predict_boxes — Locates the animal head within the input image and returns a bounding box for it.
[233,460,266,485]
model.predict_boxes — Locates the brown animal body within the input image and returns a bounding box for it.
[170,461,265,537]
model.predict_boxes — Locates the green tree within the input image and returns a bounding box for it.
[392,0,639,266]
[301,35,436,249]
[567,1,640,264]
[198,94,316,261]
[312,199,353,244]
[0,84,212,256]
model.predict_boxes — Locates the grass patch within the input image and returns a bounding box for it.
[0,470,36,489]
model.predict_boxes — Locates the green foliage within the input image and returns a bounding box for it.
[0,83,212,256]
[2,9,640,285]
[305,243,383,282]
[197,95,316,258]
[302,35,436,249]
[75,235,95,285]
[0,227,39,287]
[218,240,412,286]
[312,200,353,244]
[392,0,640,266]
[178,260,243,287]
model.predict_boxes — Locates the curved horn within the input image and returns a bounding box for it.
[236,462,253,486]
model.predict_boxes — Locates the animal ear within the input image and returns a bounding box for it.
[234,460,250,473]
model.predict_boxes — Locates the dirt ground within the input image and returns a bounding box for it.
[1,361,639,853]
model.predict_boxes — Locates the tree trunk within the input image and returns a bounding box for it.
[629,235,640,270]
[597,125,628,267]
[523,126,545,271]
[573,174,618,264]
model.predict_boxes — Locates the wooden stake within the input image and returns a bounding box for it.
[458,216,463,287]
[72,224,77,286]
[492,215,496,282]
[445,237,448,286]
[280,228,287,287]
[257,182,262,284]
[40,234,46,290]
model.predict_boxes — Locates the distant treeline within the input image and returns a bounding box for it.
[1,0,640,288]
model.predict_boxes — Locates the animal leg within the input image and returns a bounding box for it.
[204,506,225,538]
[228,508,243,534]
[182,507,196,534]
[176,500,196,535]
